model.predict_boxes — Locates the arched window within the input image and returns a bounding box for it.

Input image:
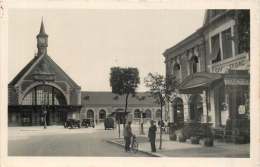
[190,56,199,74]
[173,63,181,80]
[174,98,184,123]
[22,85,67,105]
[156,109,161,118]
[145,109,151,118]
[87,110,94,118]
[134,109,141,118]
[99,110,106,119]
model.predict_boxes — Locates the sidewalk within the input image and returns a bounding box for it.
[106,126,250,157]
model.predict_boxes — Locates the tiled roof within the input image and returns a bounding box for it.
[81,91,160,107]
[8,56,40,87]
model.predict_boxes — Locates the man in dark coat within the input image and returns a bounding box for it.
[148,120,157,152]
[226,116,232,130]
[123,121,133,152]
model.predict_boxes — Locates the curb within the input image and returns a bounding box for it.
[105,139,167,157]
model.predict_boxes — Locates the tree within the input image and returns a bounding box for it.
[236,10,250,53]
[110,67,142,126]
[144,73,178,149]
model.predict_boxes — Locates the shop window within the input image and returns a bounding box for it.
[134,109,141,118]
[99,110,106,119]
[221,28,233,60]
[190,56,199,74]
[156,109,161,118]
[145,109,151,118]
[211,34,221,64]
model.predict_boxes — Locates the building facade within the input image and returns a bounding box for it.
[8,20,161,127]
[164,10,250,129]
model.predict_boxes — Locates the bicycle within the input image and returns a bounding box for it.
[130,135,138,154]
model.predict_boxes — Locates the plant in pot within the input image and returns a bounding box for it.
[169,124,177,141]
[190,124,200,144]
[203,123,214,147]
[178,127,186,142]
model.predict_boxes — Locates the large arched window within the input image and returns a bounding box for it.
[190,56,199,74]
[87,110,94,118]
[134,109,141,118]
[156,109,161,118]
[99,110,106,119]
[22,85,67,105]
[174,98,184,123]
[173,63,181,80]
[145,109,151,118]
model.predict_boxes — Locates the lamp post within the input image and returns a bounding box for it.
[139,110,145,135]
[43,89,47,129]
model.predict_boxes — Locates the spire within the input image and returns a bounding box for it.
[39,18,46,34]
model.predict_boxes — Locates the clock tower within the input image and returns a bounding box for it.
[36,19,48,56]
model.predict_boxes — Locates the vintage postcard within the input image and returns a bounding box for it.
[1,1,259,167]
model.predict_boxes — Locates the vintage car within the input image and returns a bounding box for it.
[104,117,116,130]
[81,119,95,128]
[64,119,81,128]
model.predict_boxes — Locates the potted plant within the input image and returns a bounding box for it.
[169,125,177,141]
[203,123,213,147]
[178,127,186,142]
[190,124,200,144]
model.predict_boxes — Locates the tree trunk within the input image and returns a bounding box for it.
[124,93,129,128]
[159,102,163,149]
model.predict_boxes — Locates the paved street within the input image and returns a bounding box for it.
[8,124,150,157]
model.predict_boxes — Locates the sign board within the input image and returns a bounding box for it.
[238,105,246,114]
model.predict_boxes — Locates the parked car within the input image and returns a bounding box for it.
[81,119,95,128]
[64,119,81,128]
[104,117,116,130]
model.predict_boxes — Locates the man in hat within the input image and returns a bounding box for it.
[123,121,133,152]
[148,120,157,152]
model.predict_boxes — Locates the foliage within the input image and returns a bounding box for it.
[83,95,90,100]
[144,73,179,149]
[236,10,250,53]
[110,67,143,125]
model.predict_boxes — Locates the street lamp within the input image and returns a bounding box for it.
[43,89,47,129]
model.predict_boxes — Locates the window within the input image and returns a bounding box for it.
[211,34,221,64]
[134,109,141,118]
[145,109,151,118]
[99,110,106,119]
[173,63,181,80]
[22,86,67,105]
[221,28,233,60]
[190,56,198,74]
[156,109,161,118]
[87,110,94,118]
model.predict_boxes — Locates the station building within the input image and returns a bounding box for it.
[8,20,160,127]
[163,10,250,129]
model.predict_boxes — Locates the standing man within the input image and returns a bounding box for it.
[226,116,232,130]
[148,120,157,152]
[123,121,133,152]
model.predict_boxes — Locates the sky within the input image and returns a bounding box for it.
[8,9,205,92]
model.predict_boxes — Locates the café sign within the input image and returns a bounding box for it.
[213,60,246,73]
[224,78,250,85]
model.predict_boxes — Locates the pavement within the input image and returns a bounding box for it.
[106,123,250,158]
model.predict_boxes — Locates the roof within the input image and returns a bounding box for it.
[81,91,160,107]
[8,56,40,87]
[9,53,80,88]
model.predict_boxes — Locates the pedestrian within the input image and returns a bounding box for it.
[226,116,232,130]
[96,119,98,125]
[123,121,133,152]
[148,120,157,152]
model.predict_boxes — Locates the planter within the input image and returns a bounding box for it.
[169,133,177,141]
[204,138,213,147]
[236,136,248,144]
[191,136,200,144]
[178,135,186,142]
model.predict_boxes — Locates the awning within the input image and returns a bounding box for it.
[178,72,250,94]
[111,109,130,114]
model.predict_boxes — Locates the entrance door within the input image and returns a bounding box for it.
[21,109,32,126]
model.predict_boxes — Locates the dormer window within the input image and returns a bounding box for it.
[190,56,199,74]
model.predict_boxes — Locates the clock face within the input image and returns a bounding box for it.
[39,38,45,43]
